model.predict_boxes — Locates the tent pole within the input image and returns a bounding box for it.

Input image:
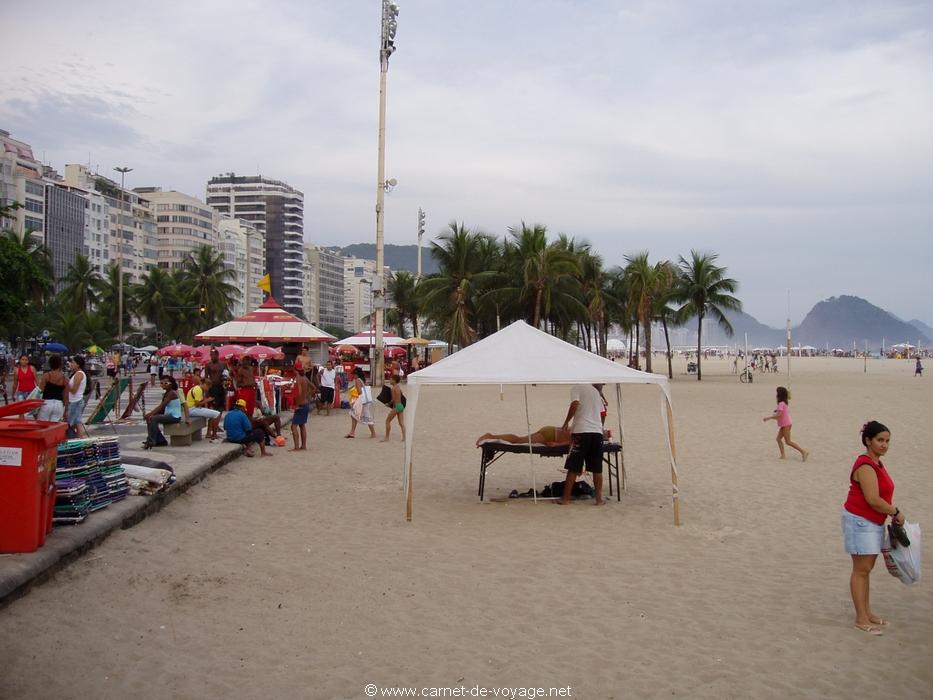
[665,399,681,526]
[615,384,624,489]
[523,385,537,503]
[406,457,413,521]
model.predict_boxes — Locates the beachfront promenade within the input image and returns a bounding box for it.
[1,357,930,699]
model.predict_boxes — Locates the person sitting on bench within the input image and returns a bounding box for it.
[475,425,571,447]
[143,376,185,449]
[223,398,270,457]
[186,376,221,441]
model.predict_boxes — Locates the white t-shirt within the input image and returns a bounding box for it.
[569,384,603,434]
[320,367,336,389]
[67,371,87,403]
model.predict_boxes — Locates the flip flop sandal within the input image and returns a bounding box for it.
[854,624,883,636]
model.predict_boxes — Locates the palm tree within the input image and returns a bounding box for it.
[82,312,116,349]
[60,254,103,313]
[673,250,742,381]
[2,230,53,305]
[652,261,679,379]
[387,271,420,338]
[97,261,133,336]
[623,252,659,372]
[419,222,500,348]
[179,246,239,326]
[49,308,92,352]
[134,266,178,333]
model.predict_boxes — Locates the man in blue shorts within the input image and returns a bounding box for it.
[290,371,311,451]
[556,383,605,506]
[224,399,269,457]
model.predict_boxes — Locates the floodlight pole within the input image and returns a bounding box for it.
[114,166,133,350]
[374,0,398,387]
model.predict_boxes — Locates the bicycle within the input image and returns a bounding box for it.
[739,367,754,383]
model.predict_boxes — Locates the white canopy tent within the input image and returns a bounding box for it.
[404,321,681,524]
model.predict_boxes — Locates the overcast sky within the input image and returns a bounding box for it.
[2,0,931,326]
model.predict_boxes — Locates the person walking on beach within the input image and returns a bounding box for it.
[346,367,376,438]
[915,356,923,377]
[842,420,907,636]
[318,360,336,416]
[556,383,605,506]
[65,356,88,438]
[289,370,311,451]
[381,373,405,442]
[36,355,68,422]
[12,354,38,402]
[762,386,809,461]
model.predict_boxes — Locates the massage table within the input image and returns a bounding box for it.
[476,439,624,502]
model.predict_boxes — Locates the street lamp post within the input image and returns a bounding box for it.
[416,207,425,280]
[114,166,132,350]
[359,278,373,375]
[374,0,399,387]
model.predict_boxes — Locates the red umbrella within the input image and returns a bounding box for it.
[191,345,213,363]
[385,346,407,358]
[157,343,194,358]
[335,344,361,356]
[243,345,284,361]
[217,344,246,360]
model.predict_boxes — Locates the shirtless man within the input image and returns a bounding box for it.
[203,349,227,437]
[289,371,312,451]
[476,426,571,447]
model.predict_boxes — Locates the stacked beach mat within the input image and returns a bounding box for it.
[52,479,91,525]
[53,438,129,524]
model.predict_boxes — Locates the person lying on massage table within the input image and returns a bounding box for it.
[475,426,571,448]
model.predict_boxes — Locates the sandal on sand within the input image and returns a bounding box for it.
[854,623,883,636]
[344,434,355,438]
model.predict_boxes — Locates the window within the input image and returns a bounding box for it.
[25,216,43,231]
[24,199,43,213]
[25,181,44,195]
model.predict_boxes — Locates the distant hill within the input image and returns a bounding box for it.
[795,296,928,348]
[909,318,933,340]
[675,296,928,349]
[332,244,439,276]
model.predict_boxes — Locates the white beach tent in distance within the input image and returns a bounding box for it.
[404,321,680,524]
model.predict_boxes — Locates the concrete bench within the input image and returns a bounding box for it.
[163,417,207,446]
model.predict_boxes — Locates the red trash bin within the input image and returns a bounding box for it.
[0,400,68,553]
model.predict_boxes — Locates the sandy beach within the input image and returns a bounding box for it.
[1,355,931,699]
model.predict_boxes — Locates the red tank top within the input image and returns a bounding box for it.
[16,366,36,393]
[844,455,894,525]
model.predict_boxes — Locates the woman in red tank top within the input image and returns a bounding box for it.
[841,420,907,636]
[12,354,38,401]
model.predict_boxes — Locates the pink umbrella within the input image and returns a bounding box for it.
[243,345,284,361]
[217,344,247,360]
[385,346,407,358]
[157,343,195,358]
[191,345,213,363]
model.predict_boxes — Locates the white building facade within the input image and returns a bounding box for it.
[218,217,266,316]
[136,187,219,271]
[343,256,377,332]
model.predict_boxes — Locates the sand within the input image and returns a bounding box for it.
[0,356,931,699]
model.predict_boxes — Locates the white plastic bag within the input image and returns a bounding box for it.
[882,521,922,585]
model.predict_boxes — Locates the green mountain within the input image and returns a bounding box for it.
[332,244,439,276]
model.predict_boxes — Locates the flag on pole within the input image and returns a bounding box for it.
[257,273,272,294]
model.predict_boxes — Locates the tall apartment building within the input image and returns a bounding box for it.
[302,245,318,325]
[0,129,45,241]
[218,217,266,316]
[135,187,219,270]
[305,246,345,329]
[43,182,86,292]
[81,190,111,277]
[64,164,157,284]
[343,256,377,332]
[205,174,304,317]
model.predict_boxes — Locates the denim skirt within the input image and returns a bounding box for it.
[842,509,884,555]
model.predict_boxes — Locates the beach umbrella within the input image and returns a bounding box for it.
[385,346,407,358]
[86,345,105,355]
[243,345,284,361]
[191,345,213,363]
[217,344,247,360]
[41,342,69,353]
[401,337,430,346]
[335,344,361,355]
[157,343,195,358]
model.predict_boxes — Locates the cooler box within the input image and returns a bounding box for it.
[0,401,68,553]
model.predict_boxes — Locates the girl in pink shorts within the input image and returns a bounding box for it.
[763,386,809,461]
